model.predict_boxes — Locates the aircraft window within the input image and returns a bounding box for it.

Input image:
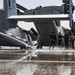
[8,0,12,8]
[0,0,3,9]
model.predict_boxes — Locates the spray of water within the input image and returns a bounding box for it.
[5,50,37,68]
[0,50,38,75]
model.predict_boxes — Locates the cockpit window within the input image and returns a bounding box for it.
[8,0,12,8]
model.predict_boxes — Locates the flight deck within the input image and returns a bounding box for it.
[0,48,75,61]
[0,48,75,75]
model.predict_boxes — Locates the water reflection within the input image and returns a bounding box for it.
[0,61,75,75]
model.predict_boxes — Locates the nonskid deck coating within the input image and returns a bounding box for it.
[0,48,75,75]
[0,48,75,60]
[0,60,74,75]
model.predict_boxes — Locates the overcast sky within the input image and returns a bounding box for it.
[0,0,75,30]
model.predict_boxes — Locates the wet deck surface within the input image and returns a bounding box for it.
[0,60,75,75]
[0,48,75,60]
[0,48,75,75]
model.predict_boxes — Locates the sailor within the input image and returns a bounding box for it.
[49,32,56,49]
[70,33,75,49]
[37,38,43,49]
[58,32,62,48]
[64,32,69,49]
